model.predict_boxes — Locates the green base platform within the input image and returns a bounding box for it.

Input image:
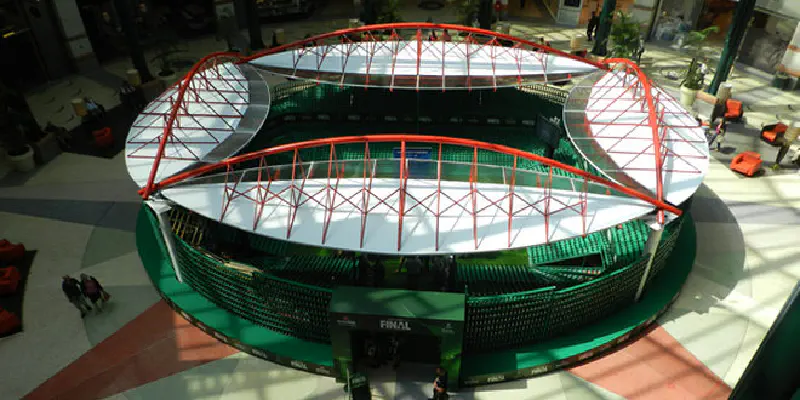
[135,205,697,386]
[460,213,697,385]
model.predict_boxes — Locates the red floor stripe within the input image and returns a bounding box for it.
[569,325,732,400]
[23,301,238,400]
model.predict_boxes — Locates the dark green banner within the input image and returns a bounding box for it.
[330,287,465,389]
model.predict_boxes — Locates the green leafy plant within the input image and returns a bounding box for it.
[0,84,37,156]
[681,58,705,90]
[608,11,641,60]
[0,110,29,156]
[684,26,719,58]
[680,26,718,90]
[455,0,479,27]
[150,34,186,77]
[376,0,402,23]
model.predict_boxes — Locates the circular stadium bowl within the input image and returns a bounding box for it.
[130,23,706,390]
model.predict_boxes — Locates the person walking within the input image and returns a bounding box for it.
[708,118,726,152]
[80,274,108,313]
[587,11,600,41]
[62,275,91,318]
[432,366,448,400]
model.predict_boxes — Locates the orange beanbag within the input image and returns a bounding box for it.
[761,123,788,144]
[0,308,21,336]
[0,241,24,263]
[730,152,762,177]
[724,99,743,121]
[0,267,21,295]
[92,127,114,149]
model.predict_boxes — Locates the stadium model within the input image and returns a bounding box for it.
[130,23,709,389]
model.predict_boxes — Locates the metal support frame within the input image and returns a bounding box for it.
[238,23,605,90]
[129,54,248,192]
[146,199,184,283]
[134,23,607,201]
[148,135,683,253]
[566,62,709,223]
[634,216,665,302]
[128,24,699,246]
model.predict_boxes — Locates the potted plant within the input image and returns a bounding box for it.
[455,0,479,27]
[608,11,641,60]
[772,71,791,90]
[30,122,64,164]
[0,112,35,173]
[151,39,181,89]
[679,58,705,107]
[679,26,719,108]
[0,86,36,172]
[376,0,402,23]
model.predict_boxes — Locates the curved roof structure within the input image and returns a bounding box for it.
[249,41,598,89]
[125,56,271,189]
[240,22,603,90]
[151,135,677,254]
[122,23,706,254]
[563,61,709,219]
[162,177,654,255]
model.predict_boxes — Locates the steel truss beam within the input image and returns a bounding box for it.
[146,134,683,252]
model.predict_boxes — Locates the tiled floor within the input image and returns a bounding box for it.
[1,5,800,400]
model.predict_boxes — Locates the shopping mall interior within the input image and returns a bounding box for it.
[1,0,799,399]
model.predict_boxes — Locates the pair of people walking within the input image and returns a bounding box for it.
[62,274,109,318]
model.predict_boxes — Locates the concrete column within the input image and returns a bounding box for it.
[245,0,265,50]
[147,200,184,283]
[709,0,756,95]
[592,0,616,56]
[779,21,800,76]
[52,0,98,72]
[113,0,153,82]
[630,0,656,34]
[634,216,664,302]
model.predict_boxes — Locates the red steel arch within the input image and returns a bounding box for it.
[237,22,607,71]
[598,58,667,224]
[147,135,681,252]
[140,52,243,197]
[150,134,681,215]
[136,23,675,231]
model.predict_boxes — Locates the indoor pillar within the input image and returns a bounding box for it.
[591,0,616,56]
[778,21,800,77]
[52,0,97,73]
[708,0,756,95]
[147,200,184,283]
[245,0,265,50]
[630,0,656,36]
[113,0,154,82]
[634,216,664,302]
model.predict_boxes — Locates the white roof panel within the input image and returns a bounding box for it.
[161,178,655,255]
[249,42,599,89]
[125,62,270,188]
[564,70,710,207]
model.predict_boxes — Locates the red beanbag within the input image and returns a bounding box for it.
[730,152,762,177]
[0,267,21,295]
[0,241,24,263]
[0,308,21,336]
